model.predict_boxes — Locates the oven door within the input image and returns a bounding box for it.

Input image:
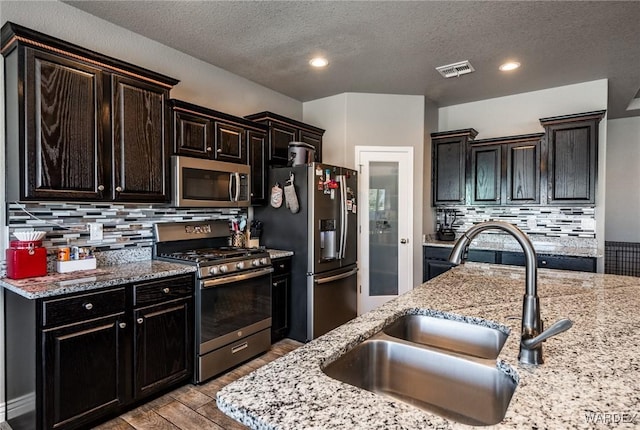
[198,267,272,355]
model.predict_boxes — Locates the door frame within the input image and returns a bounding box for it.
[356,146,414,315]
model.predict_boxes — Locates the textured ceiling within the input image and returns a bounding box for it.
[64,1,640,119]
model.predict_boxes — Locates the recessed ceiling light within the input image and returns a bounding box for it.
[309,57,329,68]
[499,61,521,71]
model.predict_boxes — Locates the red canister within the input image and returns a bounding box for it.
[6,240,48,279]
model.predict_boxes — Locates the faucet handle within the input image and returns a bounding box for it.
[521,318,573,350]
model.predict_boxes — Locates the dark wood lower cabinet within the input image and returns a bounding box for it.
[423,245,596,281]
[271,257,291,342]
[4,274,194,430]
[43,314,127,430]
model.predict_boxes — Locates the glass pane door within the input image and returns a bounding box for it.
[368,162,399,296]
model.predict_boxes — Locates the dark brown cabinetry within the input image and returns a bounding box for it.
[469,133,543,206]
[271,256,292,342]
[170,100,268,204]
[431,129,478,206]
[540,110,605,205]
[245,111,325,166]
[4,274,194,430]
[1,22,178,203]
[423,245,596,281]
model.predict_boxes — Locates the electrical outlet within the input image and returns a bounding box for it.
[88,223,103,241]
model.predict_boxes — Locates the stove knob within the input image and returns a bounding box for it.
[219,265,228,273]
[209,266,219,275]
[252,259,260,267]
[260,258,269,265]
[236,262,245,270]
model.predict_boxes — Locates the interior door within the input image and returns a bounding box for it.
[357,147,413,314]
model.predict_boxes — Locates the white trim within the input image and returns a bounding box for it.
[4,391,36,421]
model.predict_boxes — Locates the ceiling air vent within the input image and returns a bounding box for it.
[436,60,475,78]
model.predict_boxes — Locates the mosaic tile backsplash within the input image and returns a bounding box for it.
[436,206,596,239]
[6,202,246,255]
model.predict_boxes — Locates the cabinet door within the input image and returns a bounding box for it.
[42,313,127,430]
[270,122,297,166]
[432,137,466,205]
[470,144,502,205]
[112,75,170,202]
[546,121,598,204]
[248,129,268,205]
[506,140,540,204]
[174,110,213,158]
[299,129,323,162]
[425,260,454,281]
[214,121,247,164]
[24,48,105,200]
[134,299,192,399]
[271,275,290,342]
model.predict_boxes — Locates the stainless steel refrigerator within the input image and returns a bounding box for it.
[255,163,358,342]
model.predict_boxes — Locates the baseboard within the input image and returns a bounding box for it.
[5,392,35,421]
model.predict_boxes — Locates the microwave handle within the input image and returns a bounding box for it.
[234,172,240,202]
[229,173,234,201]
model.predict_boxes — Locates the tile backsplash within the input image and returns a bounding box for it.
[436,206,596,238]
[7,202,246,254]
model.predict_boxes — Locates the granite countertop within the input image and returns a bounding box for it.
[423,234,600,258]
[0,260,196,299]
[217,263,640,429]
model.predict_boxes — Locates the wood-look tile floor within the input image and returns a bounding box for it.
[93,339,302,430]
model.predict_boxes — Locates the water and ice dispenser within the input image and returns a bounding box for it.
[319,219,337,260]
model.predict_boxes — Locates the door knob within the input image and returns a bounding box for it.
[400,238,409,244]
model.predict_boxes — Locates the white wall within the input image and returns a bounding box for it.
[606,117,640,242]
[438,80,608,270]
[0,1,304,421]
[304,93,425,288]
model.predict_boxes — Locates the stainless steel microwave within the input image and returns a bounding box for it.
[172,156,250,207]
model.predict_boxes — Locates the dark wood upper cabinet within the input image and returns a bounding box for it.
[111,75,170,202]
[248,129,268,205]
[173,109,212,157]
[431,129,478,206]
[1,22,179,203]
[540,110,605,205]
[214,121,247,164]
[468,133,543,206]
[245,111,325,166]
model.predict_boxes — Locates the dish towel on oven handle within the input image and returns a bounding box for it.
[284,172,299,213]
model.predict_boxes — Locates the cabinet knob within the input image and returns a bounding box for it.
[137,317,144,324]
[541,260,547,265]
[206,147,212,152]
[217,148,222,153]
[83,302,93,310]
[97,185,105,191]
[162,287,170,294]
[115,186,123,192]
[119,322,127,329]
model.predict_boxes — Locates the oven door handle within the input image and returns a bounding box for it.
[201,267,274,289]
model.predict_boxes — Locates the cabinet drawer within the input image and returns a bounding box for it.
[272,257,291,277]
[423,246,453,261]
[133,275,194,307]
[42,287,126,327]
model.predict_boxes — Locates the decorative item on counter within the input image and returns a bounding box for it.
[229,216,247,247]
[56,245,96,273]
[6,231,48,279]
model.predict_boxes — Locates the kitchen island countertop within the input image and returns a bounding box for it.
[217,263,639,429]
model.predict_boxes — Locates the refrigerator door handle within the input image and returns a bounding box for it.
[339,175,347,259]
[314,267,358,284]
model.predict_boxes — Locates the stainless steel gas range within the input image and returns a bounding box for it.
[153,221,272,384]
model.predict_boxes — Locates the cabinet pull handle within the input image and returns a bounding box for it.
[83,302,93,310]
[115,186,123,192]
[97,185,105,191]
[137,317,144,324]
[119,322,127,329]
[162,287,170,294]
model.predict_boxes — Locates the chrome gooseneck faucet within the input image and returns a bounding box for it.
[448,221,573,365]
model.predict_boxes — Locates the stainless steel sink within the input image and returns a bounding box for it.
[383,314,508,359]
[322,337,517,426]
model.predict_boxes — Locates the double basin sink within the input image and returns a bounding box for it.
[322,313,518,426]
